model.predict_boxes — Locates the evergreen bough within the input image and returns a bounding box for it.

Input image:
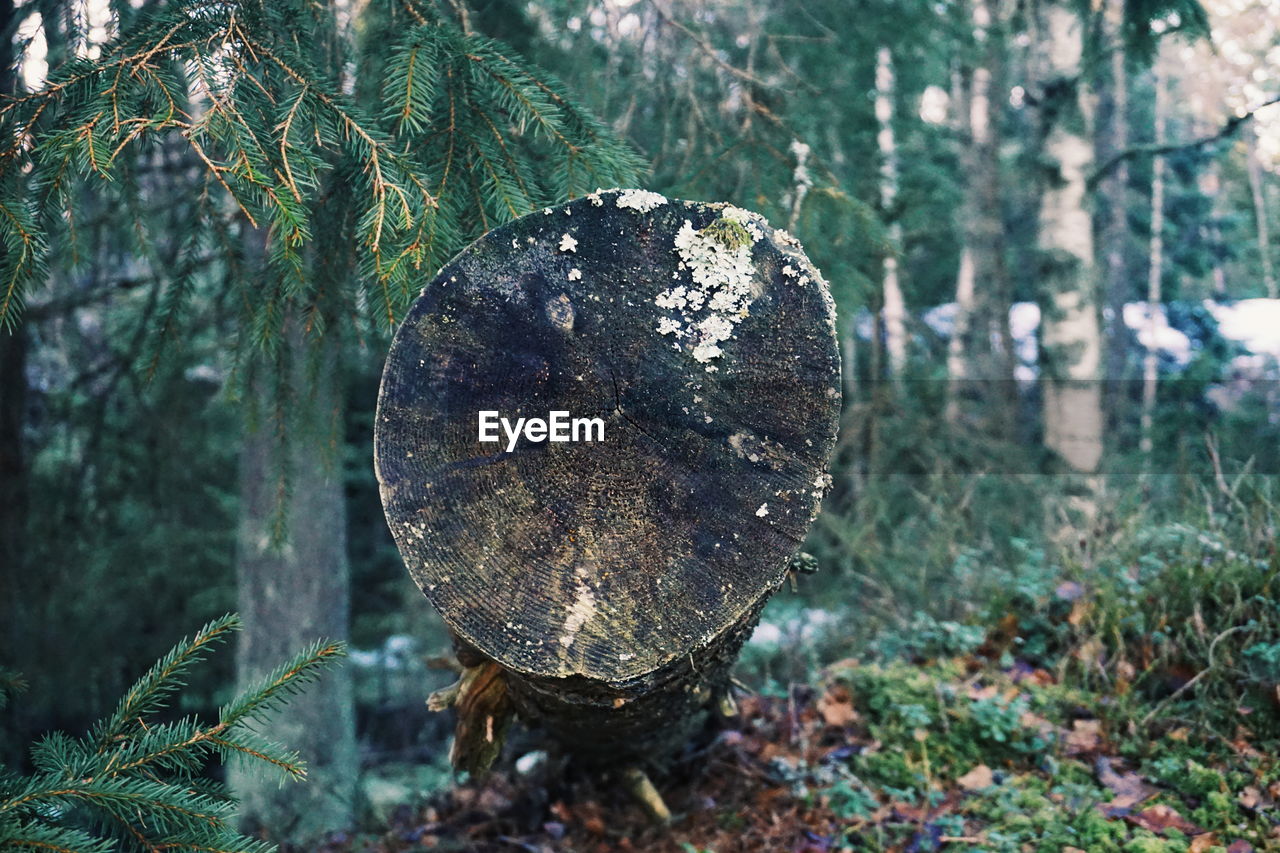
[0,0,644,345]
[0,614,344,853]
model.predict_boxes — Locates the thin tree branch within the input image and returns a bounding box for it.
[1090,94,1280,187]
[646,0,772,89]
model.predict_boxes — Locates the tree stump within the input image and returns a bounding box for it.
[375,190,841,766]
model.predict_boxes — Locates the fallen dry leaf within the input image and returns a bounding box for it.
[1238,786,1272,810]
[1029,668,1055,686]
[1019,710,1059,739]
[1065,719,1102,754]
[1231,737,1265,760]
[816,684,858,727]
[957,764,995,791]
[1226,841,1255,853]
[1190,833,1220,853]
[1127,804,1204,837]
[1096,757,1158,811]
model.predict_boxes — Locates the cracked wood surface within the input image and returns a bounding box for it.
[375,192,841,687]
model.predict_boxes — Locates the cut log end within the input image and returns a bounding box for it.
[375,192,841,688]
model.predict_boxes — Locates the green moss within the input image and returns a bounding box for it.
[702,217,753,250]
[1121,834,1187,853]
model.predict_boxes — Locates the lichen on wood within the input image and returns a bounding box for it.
[375,191,841,761]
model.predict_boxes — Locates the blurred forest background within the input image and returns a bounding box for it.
[2,0,1280,849]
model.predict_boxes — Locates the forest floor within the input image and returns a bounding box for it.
[321,501,1280,853]
[323,649,1280,853]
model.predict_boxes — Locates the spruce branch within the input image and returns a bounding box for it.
[0,0,642,346]
[218,639,346,730]
[94,614,242,752]
[0,617,344,853]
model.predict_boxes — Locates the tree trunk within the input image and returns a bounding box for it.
[1246,122,1277,298]
[1140,60,1167,460]
[230,320,357,840]
[947,0,1015,432]
[375,195,841,766]
[229,2,357,839]
[1097,0,1132,413]
[876,46,908,380]
[0,325,26,649]
[0,0,29,765]
[1201,160,1228,298]
[1037,5,1104,481]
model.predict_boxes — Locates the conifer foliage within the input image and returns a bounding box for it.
[0,614,344,853]
[0,0,643,338]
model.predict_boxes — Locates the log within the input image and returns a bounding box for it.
[375,190,841,766]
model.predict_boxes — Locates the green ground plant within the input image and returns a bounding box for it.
[0,615,343,853]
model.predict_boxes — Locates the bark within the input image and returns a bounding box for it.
[1097,0,1132,405]
[229,3,357,839]
[230,321,357,839]
[0,0,27,748]
[1201,161,1228,297]
[0,326,26,646]
[876,46,908,380]
[1037,5,1104,479]
[0,324,26,768]
[375,194,841,762]
[946,0,1015,433]
[1245,123,1277,298]
[1140,61,1167,460]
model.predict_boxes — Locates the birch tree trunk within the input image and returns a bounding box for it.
[876,46,908,380]
[1037,5,1104,482]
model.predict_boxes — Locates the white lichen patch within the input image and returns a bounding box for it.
[756,503,770,517]
[558,233,578,253]
[721,205,766,242]
[815,472,833,490]
[655,217,760,372]
[567,268,583,281]
[692,341,722,363]
[696,314,735,343]
[656,316,684,337]
[656,285,688,310]
[559,572,597,650]
[616,189,667,213]
[775,228,802,248]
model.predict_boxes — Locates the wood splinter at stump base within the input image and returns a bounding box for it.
[376,190,841,767]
